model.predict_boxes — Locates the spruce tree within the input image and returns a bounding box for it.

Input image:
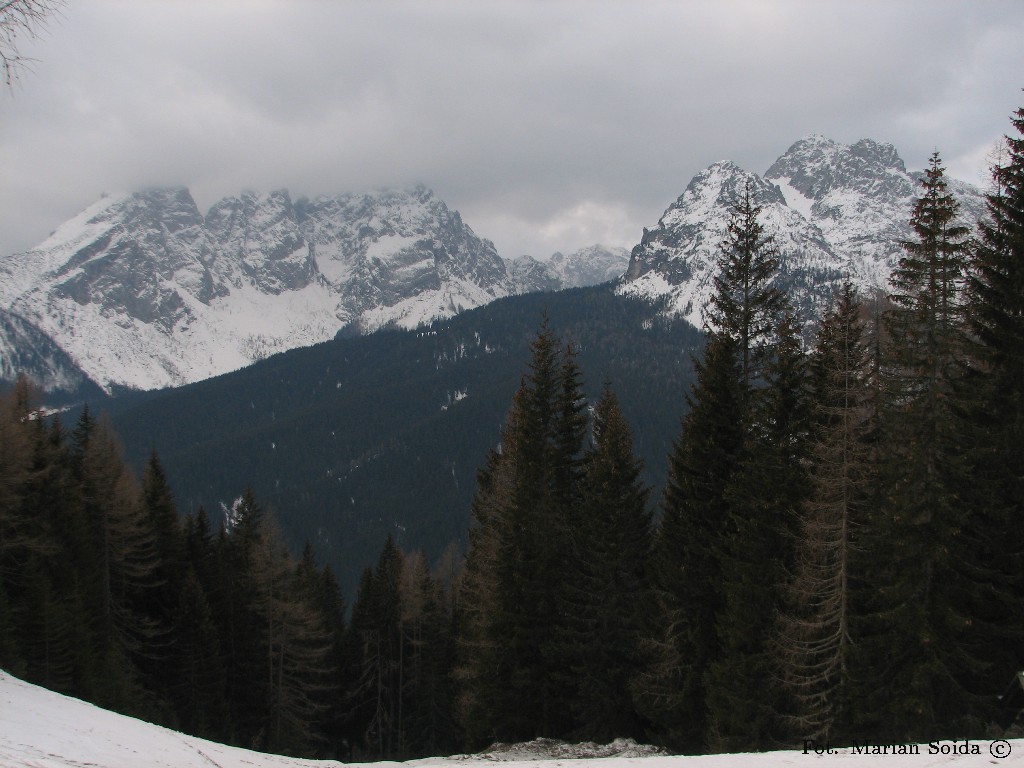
[351,535,404,758]
[168,567,229,740]
[138,451,184,709]
[216,490,272,747]
[455,438,511,743]
[309,560,353,759]
[958,105,1024,721]
[0,376,35,559]
[873,151,978,739]
[21,413,94,698]
[0,380,38,676]
[214,491,334,753]
[561,384,653,741]
[457,319,588,743]
[639,332,742,753]
[261,540,333,755]
[704,309,810,752]
[398,551,458,757]
[643,182,786,753]
[76,415,161,716]
[707,178,787,401]
[141,451,184,590]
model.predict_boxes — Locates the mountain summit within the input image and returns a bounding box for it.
[619,136,987,327]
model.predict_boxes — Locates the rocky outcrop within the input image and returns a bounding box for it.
[619,137,986,328]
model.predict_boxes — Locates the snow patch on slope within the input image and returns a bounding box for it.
[358,279,505,334]
[771,176,815,221]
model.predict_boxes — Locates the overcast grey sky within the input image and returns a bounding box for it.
[2,0,1023,261]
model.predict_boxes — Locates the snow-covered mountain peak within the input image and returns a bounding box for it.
[766,136,912,202]
[547,245,630,287]
[509,245,630,294]
[2,185,623,394]
[1,184,513,391]
[34,192,126,254]
[622,155,838,327]
[619,135,986,330]
[661,162,787,231]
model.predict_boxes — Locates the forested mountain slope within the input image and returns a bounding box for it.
[102,285,701,595]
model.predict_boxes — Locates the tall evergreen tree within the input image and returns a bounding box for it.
[299,554,352,759]
[260,539,333,755]
[213,491,270,746]
[141,451,185,593]
[0,376,37,562]
[168,566,229,740]
[76,415,161,716]
[137,451,184,713]
[704,309,810,752]
[457,319,589,744]
[957,105,1024,721]
[19,413,94,697]
[873,151,978,739]
[639,332,742,753]
[560,384,653,741]
[213,490,334,753]
[350,535,404,758]
[776,283,873,742]
[398,551,458,757]
[0,379,39,675]
[707,179,787,402]
[643,183,786,753]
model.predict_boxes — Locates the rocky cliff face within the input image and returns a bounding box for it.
[0,185,514,391]
[205,189,316,296]
[619,136,987,328]
[298,186,511,333]
[0,185,625,394]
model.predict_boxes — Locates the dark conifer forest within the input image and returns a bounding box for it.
[99,282,702,600]
[3,105,1024,758]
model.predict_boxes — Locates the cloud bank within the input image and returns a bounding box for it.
[2,0,1023,260]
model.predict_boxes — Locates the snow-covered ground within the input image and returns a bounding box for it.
[0,670,1018,768]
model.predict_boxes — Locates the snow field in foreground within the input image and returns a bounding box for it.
[0,670,1019,768]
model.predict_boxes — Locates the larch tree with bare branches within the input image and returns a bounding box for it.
[775,282,872,743]
[1,0,65,87]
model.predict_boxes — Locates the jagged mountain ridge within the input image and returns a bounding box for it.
[0,185,627,394]
[2,134,986,396]
[510,245,631,293]
[619,135,988,326]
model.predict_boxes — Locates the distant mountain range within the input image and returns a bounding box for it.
[1,135,989,401]
[0,184,628,395]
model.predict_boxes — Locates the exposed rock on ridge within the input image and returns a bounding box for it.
[619,135,986,329]
[0,185,625,393]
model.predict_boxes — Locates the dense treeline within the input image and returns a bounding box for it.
[457,106,1024,751]
[3,105,1024,759]
[0,391,463,758]
[457,323,654,743]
